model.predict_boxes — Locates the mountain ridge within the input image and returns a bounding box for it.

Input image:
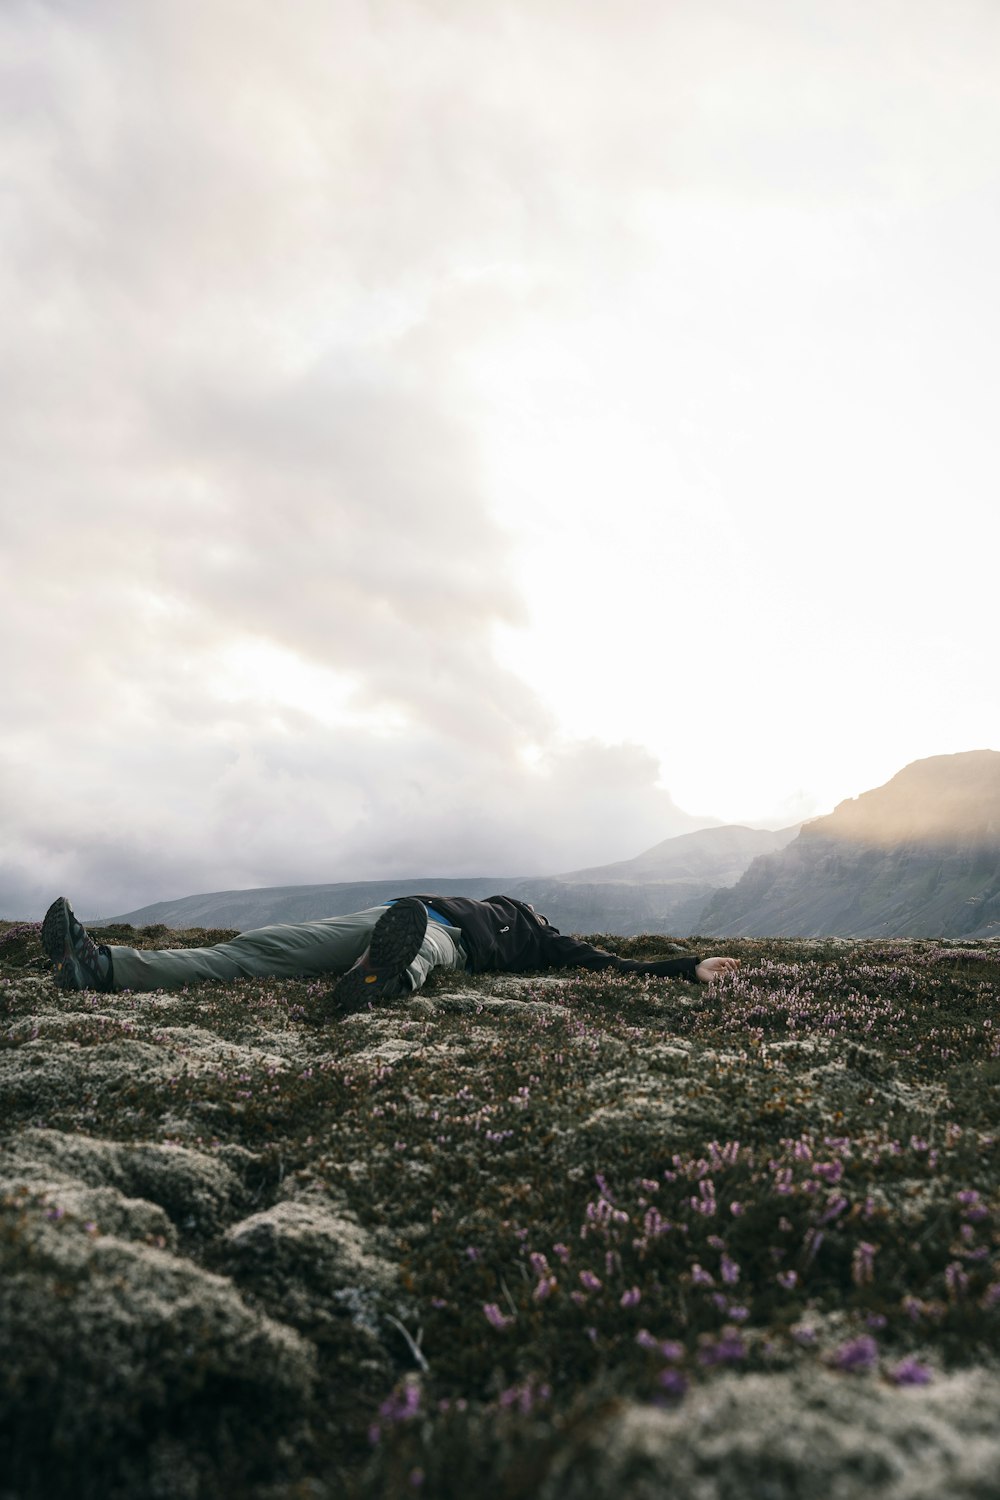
[701,750,1000,938]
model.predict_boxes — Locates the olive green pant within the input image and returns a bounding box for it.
[107,904,468,993]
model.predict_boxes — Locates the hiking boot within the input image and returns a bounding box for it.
[329,898,429,1016]
[41,897,114,992]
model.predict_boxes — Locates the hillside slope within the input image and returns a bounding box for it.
[700,751,1000,937]
[553,824,800,886]
[511,825,800,936]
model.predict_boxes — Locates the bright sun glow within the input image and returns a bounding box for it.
[210,641,409,736]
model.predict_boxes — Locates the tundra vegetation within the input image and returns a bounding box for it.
[1,920,998,1499]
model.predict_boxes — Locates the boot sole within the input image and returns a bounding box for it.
[331,899,429,1014]
[41,897,73,969]
[41,896,108,991]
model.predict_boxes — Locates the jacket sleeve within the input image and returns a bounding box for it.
[539,929,701,981]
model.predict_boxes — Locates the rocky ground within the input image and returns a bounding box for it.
[1,922,998,1499]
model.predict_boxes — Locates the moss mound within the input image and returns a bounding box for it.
[1,1190,315,1499]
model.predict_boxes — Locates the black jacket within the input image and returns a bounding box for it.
[410,894,701,981]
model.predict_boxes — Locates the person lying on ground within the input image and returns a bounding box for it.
[41,894,740,1016]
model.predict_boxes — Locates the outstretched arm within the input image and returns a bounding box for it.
[538,929,739,984]
[695,956,741,983]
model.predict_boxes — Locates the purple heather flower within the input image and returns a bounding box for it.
[803,1228,825,1264]
[379,1381,422,1422]
[533,1276,557,1303]
[620,1286,642,1308]
[657,1368,688,1397]
[578,1269,602,1293]
[553,1242,571,1264]
[644,1207,671,1237]
[698,1328,745,1365]
[729,1201,745,1216]
[831,1335,878,1372]
[815,1160,844,1184]
[690,1263,715,1287]
[890,1358,933,1386]
[945,1262,969,1300]
[720,1253,740,1285]
[635,1328,658,1350]
[865,1312,888,1330]
[529,1252,550,1278]
[852,1240,878,1287]
[777,1270,798,1290]
[483,1302,513,1330]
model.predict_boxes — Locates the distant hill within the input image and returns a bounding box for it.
[93,824,798,936]
[89,878,522,933]
[553,824,800,886]
[512,825,799,936]
[699,750,1000,938]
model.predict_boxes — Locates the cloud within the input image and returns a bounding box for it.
[1,0,726,917]
[0,709,705,917]
[6,0,999,917]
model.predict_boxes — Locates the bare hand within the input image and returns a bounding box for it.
[695,956,741,983]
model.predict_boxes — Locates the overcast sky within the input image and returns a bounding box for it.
[3,0,999,918]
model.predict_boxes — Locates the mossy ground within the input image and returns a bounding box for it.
[1,922,998,1498]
